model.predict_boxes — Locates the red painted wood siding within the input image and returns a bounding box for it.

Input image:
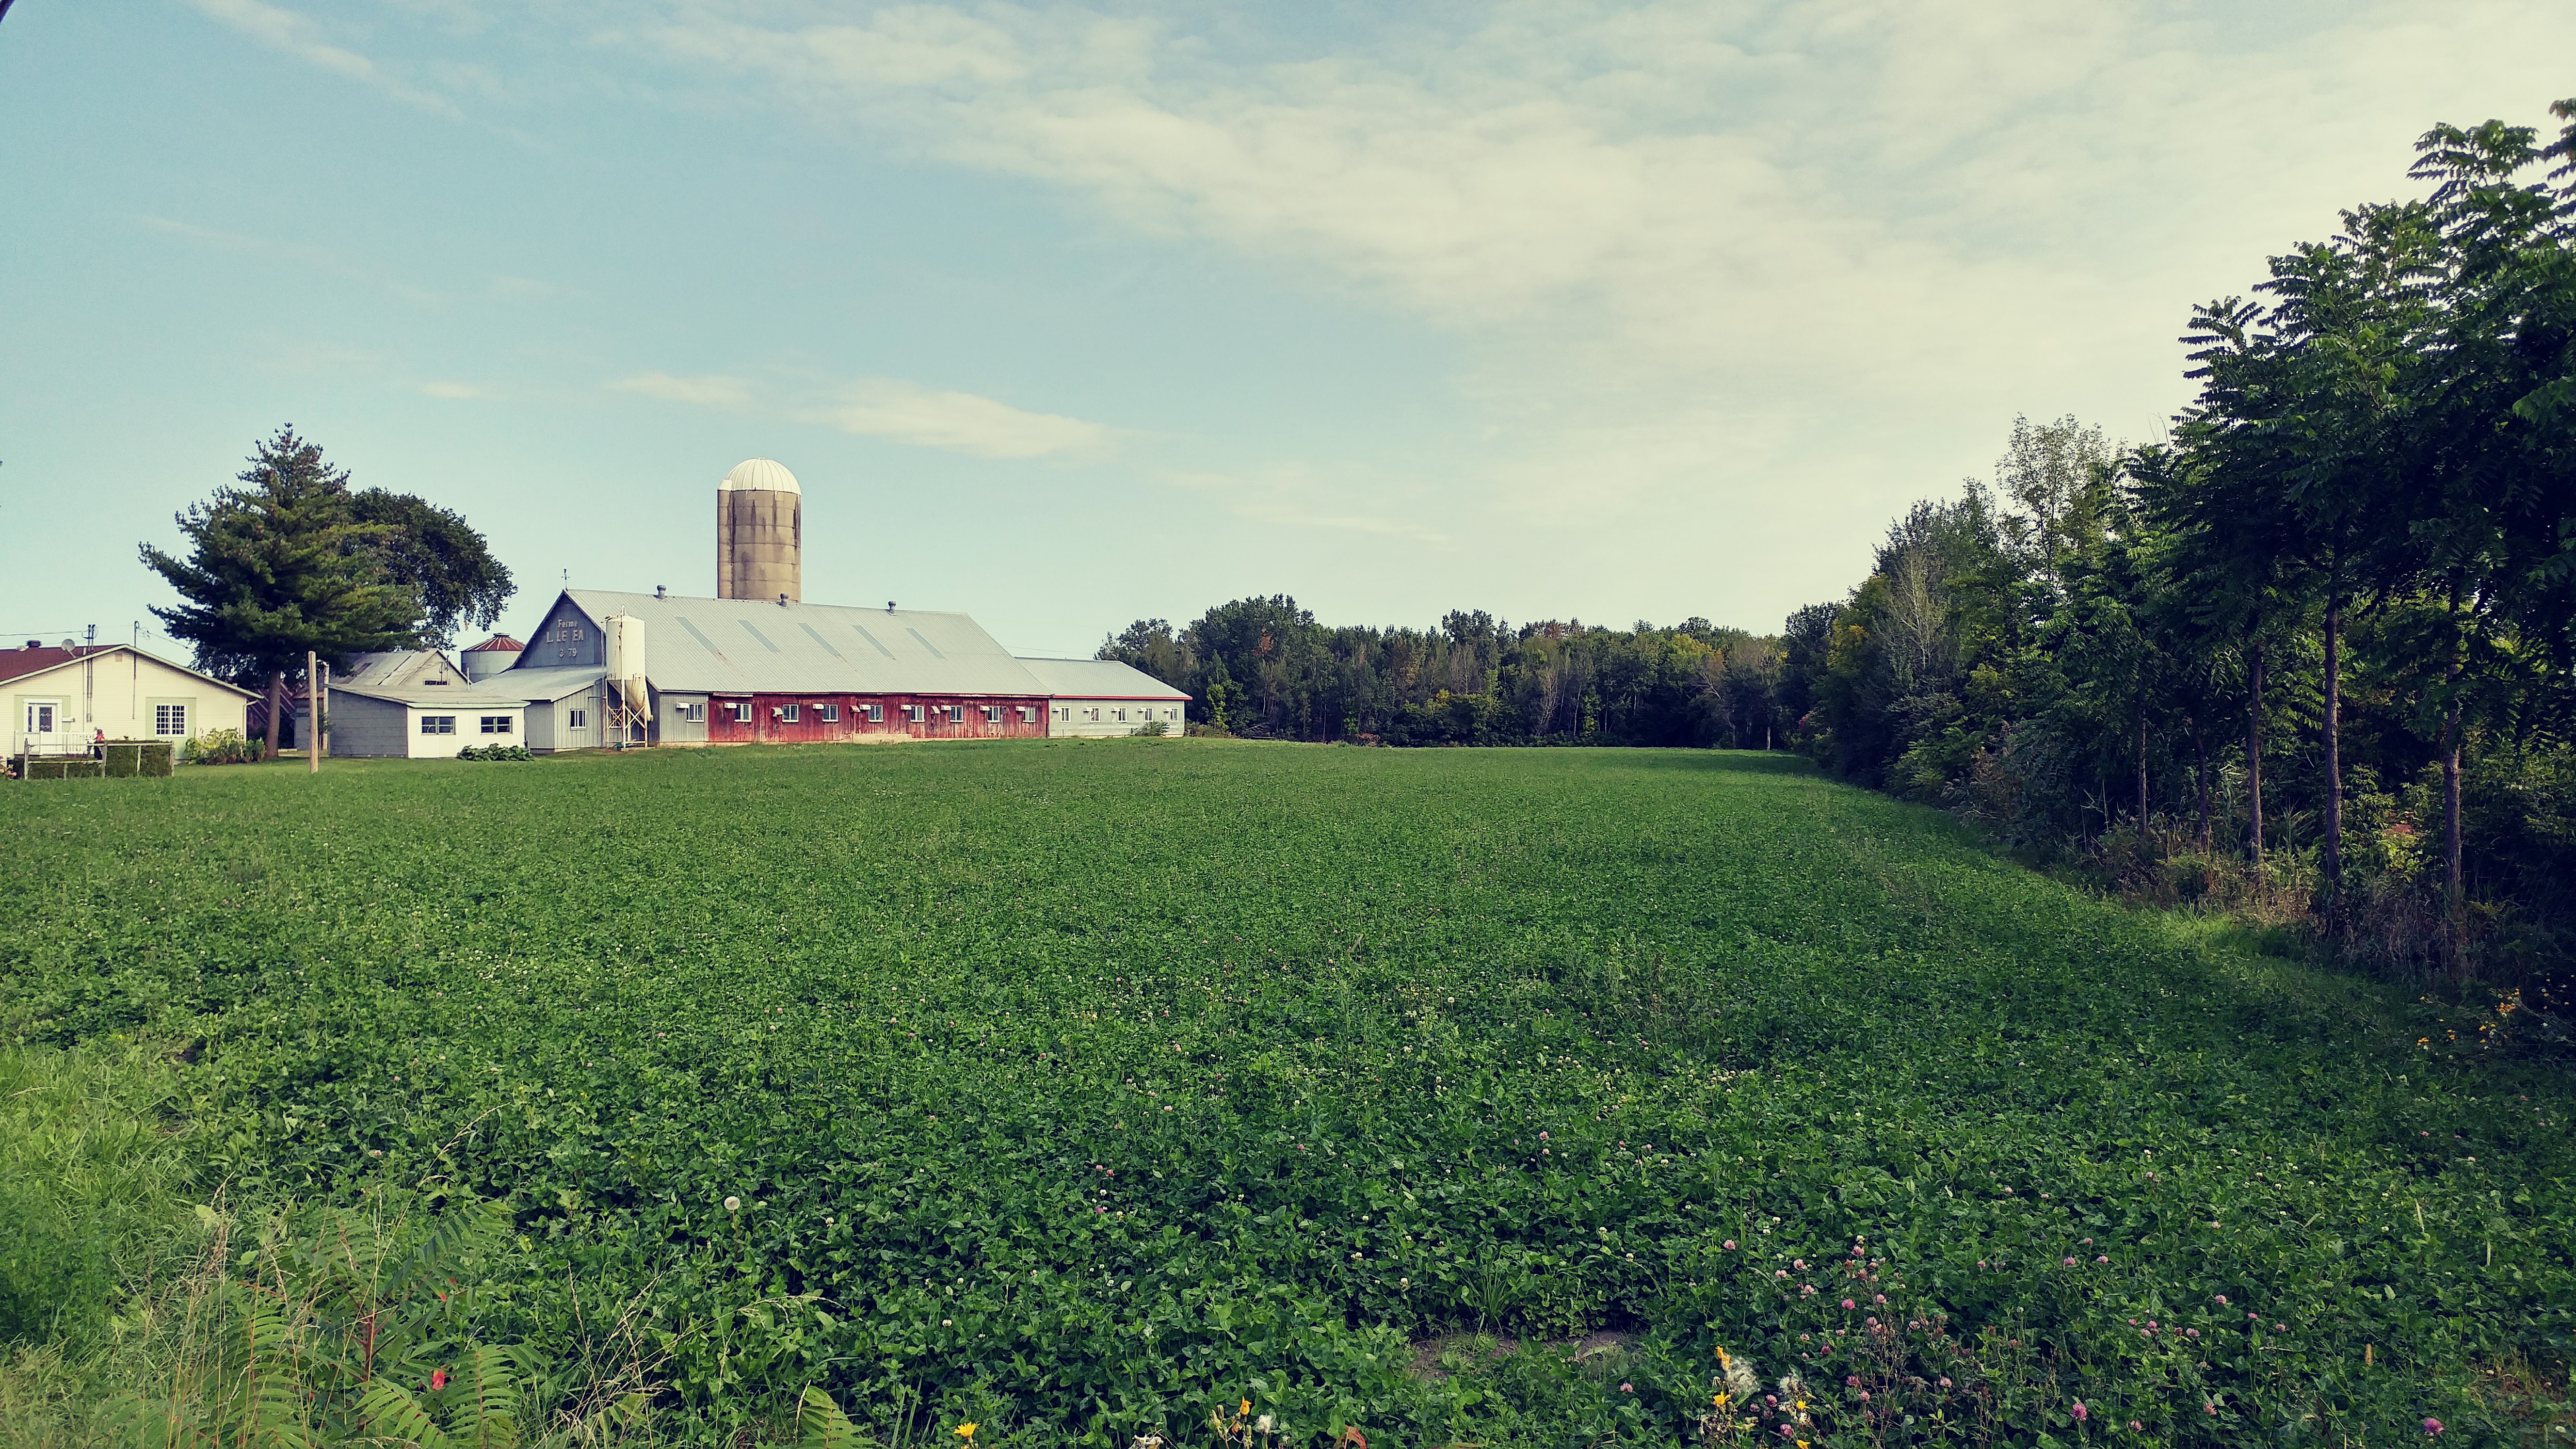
[703,693,1047,744]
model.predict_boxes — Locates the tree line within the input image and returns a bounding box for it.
[1111,99,2576,984]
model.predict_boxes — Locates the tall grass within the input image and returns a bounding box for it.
[0,1041,203,1447]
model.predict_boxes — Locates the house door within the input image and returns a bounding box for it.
[20,699,67,755]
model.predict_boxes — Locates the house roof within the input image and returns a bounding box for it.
[546,590,1053,697]
[1016,658,1193,701]
[329,682,530,708]
[0,644,256,696]
[335,650,458,689]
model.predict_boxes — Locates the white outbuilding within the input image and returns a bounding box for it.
[1017,658,1191,737]
[322,683,530,758]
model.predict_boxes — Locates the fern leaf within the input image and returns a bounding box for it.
[356,1380,453,1449]
[445,1342,521,1449]
[799,1385,867,1449]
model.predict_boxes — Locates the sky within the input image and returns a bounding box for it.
[3,1,2571,660]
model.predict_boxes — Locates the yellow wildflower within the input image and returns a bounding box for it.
[955,1426,979,1443]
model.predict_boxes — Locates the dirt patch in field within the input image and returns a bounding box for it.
[1408,1330,1632,1380]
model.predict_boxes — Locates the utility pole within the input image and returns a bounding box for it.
[307,650,320,774]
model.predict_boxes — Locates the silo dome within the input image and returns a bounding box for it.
[720,458,800,495]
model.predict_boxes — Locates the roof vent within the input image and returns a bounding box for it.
[21,640,36,650]
[777,593,789,607]
[656,585,667,599]
[886,601,896,613]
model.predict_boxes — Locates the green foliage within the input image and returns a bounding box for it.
[0,1043,197,1351]
[1,745,2571,1445]
[1102,598,1779,748]
[179,730,259,767]
[348,491,515,652]
[100,742,175,779]
[142,1191,530,1448]
[138,428,514,686]
[453,745,534,762]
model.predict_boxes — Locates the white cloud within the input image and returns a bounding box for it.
[421,380,493,399]
[180,0,463,114]
[623,0,2576,533]
[805,380,1118,459]
[612,370,1120,459]
[612,371,758,409]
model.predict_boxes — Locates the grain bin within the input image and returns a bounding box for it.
[602,612,648,741]
[718,458,801,602]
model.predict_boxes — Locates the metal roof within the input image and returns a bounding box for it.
[335,650,456,689]
[480,666,604,702]
[1017,658,1192,701]
[720,458,800,494]
[462,634,524,653]
[550,590,1050,696]
[329,682,529,708]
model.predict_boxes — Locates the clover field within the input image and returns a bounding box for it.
[1,741,2568,1447]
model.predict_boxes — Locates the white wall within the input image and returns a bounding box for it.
[9,651,248,756]
[405,704,527,758]
[1048,698,1188,738]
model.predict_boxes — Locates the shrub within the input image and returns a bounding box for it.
[455,744,535,762]
[180,729,259,766]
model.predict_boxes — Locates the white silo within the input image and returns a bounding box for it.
[718,458,801,602]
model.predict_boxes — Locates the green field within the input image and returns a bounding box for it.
[3,742,2569,1446]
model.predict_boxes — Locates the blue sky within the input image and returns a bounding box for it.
[3,1,2570,659]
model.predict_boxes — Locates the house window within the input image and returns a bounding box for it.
[946,705,964,724]
[419,715,456,735]
[905,704,924,723]
[152,703,188,736]
[731,702,752,723]
[779,703,801,723]
[982,705,1001,723]
[480,715,514,735]
[817,703,839,723]
[676,702,707,723]
[865,703,884,723]
[1017,706,1034,722]
[1114,708,1127,722]
[1087,708,1101,722]
[1055,706,1068,720]
[568,708,588,729]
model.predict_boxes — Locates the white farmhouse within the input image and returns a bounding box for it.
[2,643,252,756]
[1018,658,1191,738]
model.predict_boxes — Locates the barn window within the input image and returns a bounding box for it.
[779,704,801,723]
[420,716,456,735]
[480,716,515,735]
[866,704,884,723]
[982,705,1000,723]
[568,708,588,729]
[946,705,964,724]
[676,702,706,723]
[152,703,188,736]
[817,704,839,723]
[1056,706,1068,720]
[905,704,924,723]
[732,702,752,723]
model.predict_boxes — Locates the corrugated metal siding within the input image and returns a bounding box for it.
[327,694,412,757]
